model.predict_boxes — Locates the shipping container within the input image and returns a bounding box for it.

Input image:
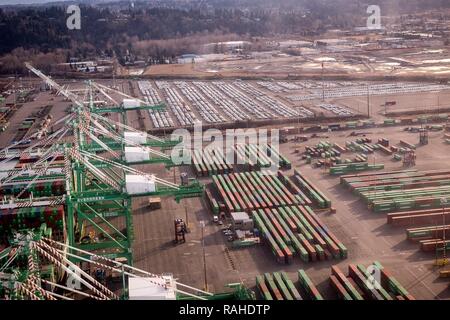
[297,269,323,300]
[264,273,284,300]
[348,264,383,300]
[273,272,293,300]
[330,275,353,300]
[331,266,363,300]
[280,271,302,300]
[256,275,273,300]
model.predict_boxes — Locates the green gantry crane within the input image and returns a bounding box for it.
[1,232,252,300]
[0,64,204,266]
[0,65,255,301]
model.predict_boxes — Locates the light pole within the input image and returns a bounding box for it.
[200,221,208,291]
[297,106,300,136]
[321,62,325,101]
[184,204,189,232]
[441,198,448,266]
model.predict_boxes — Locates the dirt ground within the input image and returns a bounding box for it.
[143,64,213,77]
[135,45,450,82]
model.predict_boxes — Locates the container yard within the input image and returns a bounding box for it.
[3,0,450,308]
[255,262,414,300]
[341,169,450,213]
[1,66,450,301]
[252,205,347,263]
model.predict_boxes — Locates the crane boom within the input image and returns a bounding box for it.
[25,62,83,108]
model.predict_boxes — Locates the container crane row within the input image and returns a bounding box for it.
[0,64,206,300]
[0,233,210,300]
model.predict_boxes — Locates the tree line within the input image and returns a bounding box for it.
[0,0,449,74]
